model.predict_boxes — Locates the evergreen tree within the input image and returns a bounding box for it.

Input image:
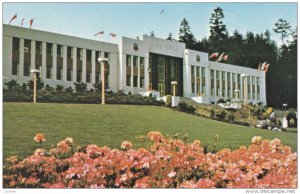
[178,18,196,49]
[208,7,228,53]
[273,18,291,46]
[194,37,210,52]
[166,32,175,41]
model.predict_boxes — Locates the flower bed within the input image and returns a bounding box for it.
[3,132,297,188]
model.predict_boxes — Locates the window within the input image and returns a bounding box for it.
[133,56,138,67]
[104,52,109,59]
[86,71,91,83]
[227,72,231,97]
[140,57,145,68]
[57,67,62,80]
[46,43,53,56]
[257,77,260,100]
[77,70,82,82]
[46,66,52,79]
[24,63,30,76]
[133,76,138,87]
[36,41,42,55]
[140,77,144,88]
[57,45,63,58]
[210,70,214,96]
[24,39,31,53]
[67,47,73,58]
[126,75,131,86]
[12,37,20,51]
[67,68,72,81]
[77,48,83,60]
[126,55,131,66]
[12,62,18,75]
[86,50,92,61]
[252,77,256,100]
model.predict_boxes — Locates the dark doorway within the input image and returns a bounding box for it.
[149,53,183,96]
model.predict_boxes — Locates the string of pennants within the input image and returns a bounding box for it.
[209,52,228,62]
[209,51,270,73]
[9,14,34,28]
[257,61,270,73]
[9,13,117,38]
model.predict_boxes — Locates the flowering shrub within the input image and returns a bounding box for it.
[3,132,297,188]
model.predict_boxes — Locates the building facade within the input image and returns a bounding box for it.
[3,24,266,104]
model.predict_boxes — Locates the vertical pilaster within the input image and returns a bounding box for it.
[254,77,258,101]
[250,76,253,100]
[41,42,46,79]
[91,50,96,83]
[52,44,57,80]
[200,67,202,95]
[137,57,140,90]
[130,55,133,88]
[63,46,67,81]
[225,72,228,98]
[229,73,232,98]
[19,39,24,76]
[82,49,86,83]
[214,70,217,96]
[72,47,77,82]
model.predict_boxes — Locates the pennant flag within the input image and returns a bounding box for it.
[94,31,104,36]
[216,52,225,62]
[265,64,270,72]
[257,63,261,70]
[9,14,17,25]
[160,9,165,15]
[109,32,117,38]
[209,52,219,59]
[223,55,228,61]
[261,61,267,70]
[29,18,34,28]
[21,18,25,26]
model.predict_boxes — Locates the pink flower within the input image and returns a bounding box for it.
[121,141,133,150]
[147,131,163,143]
[34,133,45,143]
[167,171,176,178]
[251,136,262,145]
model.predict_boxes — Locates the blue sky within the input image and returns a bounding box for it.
[2,2,298,45]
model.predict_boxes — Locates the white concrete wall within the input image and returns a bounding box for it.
[3,24,266,104]
[3,24,118,91]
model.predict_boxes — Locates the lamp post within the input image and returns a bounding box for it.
[97,57,108,105]
[31,69,40,103]
[171,81,177,96]
[234,89,240,101]
[241,74,248,105]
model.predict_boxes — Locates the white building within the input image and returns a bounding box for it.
[3,24,266,104]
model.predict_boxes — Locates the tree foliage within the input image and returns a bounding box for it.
[178,18,196,49]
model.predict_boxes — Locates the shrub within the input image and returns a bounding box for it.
[217,98,226,104]
[45,84,54,92]
[214,109,226,120]
[165,95,172,107]
[224,111,235,123]
[27,78,44,91]
[3,133,297,188]
[65,87,73,93]
[4,79,20,90]
[74,82,87,92]
[56,85,64,92]
[177,102,195,114]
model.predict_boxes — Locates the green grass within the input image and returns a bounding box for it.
[3,102,297,158]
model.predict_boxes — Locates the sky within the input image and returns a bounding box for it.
[2,2,298,45]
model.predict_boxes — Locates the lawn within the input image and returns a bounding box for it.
[3,102,297,158]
